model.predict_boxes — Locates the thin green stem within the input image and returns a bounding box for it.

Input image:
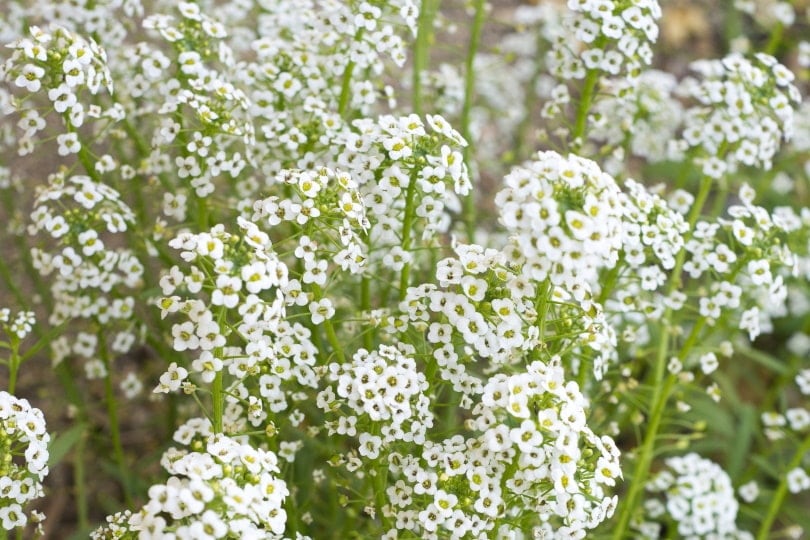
[412,0,440,114]
[572,68,600,147]
[611,176,713,539]
[338,29,364,117]
[765,22,783,56]
[99,328,132,506]
[460,0,486,243]
[74,429,89,532]
[0,254,28,310]
[212,370,224,433]
[398,168,420,301]
[757,432,810,539]
[7,338,20,394]
[361,273,373,350]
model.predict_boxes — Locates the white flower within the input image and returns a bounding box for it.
[786,468,810,494]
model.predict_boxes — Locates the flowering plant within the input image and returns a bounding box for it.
[0,0,809,538]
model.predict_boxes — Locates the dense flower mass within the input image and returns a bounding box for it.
[643,453,746,539]
[677,53,801,176]
[548,0,662,80]
[0,391,49,534]
[92,419,288,539]
[0,0,808,538]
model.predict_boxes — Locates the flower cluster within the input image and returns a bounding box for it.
[0,309,35,341]
[376,359,621,539]
[0,391,49,533]
[92,418,288,539]
[474,359,621,537]
[684,184,795,338]
[548,0,662,81]
[589,70,683,163]
[643,453,746,539]
[677,53,801,176]
[321,344,433,449]
[1,24,114,156]
[496,150,624,292]
[28,172,142,328]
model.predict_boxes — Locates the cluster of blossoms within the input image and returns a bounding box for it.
[589,70,683,164]
[643,453,748,539]
[473,360,620,537]
[138,2,253,199]
[734,0,797,31]
[343,114,470,253]
[0,391,49,534]
[157,221,291,392]
[371,359,620,539]
[495,151,622,376]
[677,53,801,176]
[602,179,689,350]
[93,418,288,539]
[548,0,662,81]
[250,166,368,277]
[320,344,433,449]
[759,368,810,497]
[1,24,115,156]
[496,151,623,293]
[28,172,142,328]
[683,184,795,340]
[0,309,35,341]
[242,0,417,172]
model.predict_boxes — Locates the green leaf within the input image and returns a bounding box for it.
[728,404,755,478]
[48,423,86,467]
[738,344,788,375]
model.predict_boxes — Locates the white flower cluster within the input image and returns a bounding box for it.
[0,309,35,340]
[548,0,662,80]
[686,185,794,337]
[250,166,368,276]
[496,151,624,293]
[644,453,748,539]
[678,53,801,176]
[92,419,288,539]
[603,179,690,348]
[28,172,142,328]
[320,344,433,449]
[389,236,616,381]
[348,114,470,248]
[158,222,290,389]
[0,391,49,533]
[376,359,621,539]
[475,359,621,537]
[1,24,115,156]
[589,70,683,162]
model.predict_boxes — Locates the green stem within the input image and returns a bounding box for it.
[74,429,89,532]
[0,253,28,310]
[338,29,364,117]
[361,272,373,350]
[572,67,600,147]
[99,328,132,506]
[398,169,420,301]
[212,370,224,433]
[7,338,20,394]
[756,432,810,539]
[611,176,713,539]
[765,22,783,56]
[412,0,439,114]
[460,0,486,243]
